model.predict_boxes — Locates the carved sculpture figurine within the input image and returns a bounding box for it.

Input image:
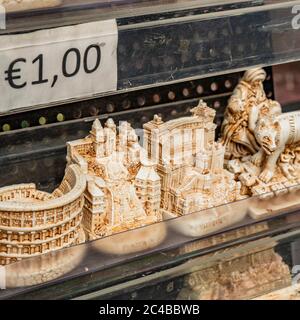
[66,100,244,242]
[143,100,243,233]
[254,112,300,182]
[222,67,300,201]
[0,165,86,266]
[0,98,247,267]
[67,119,162,240]
[221,67,282,160]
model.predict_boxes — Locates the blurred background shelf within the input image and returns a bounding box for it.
[1,0,300,111]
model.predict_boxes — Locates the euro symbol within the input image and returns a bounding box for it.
[5,58,27,89]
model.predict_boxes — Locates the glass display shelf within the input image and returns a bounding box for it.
[0,64,294,300]
[1,0,300,113]
[1,0,300,301]
[2,1,265,31]
[1,192,300,300]
[87,227,300,300]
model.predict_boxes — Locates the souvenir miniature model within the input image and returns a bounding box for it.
[222,67,282,160]
[143,100,245,236]
[67,119,163,245]
[0,0,61,12]
[67,102,245,244]
[222,68,300,218]
[0,164,86,266]
[178,242,291,300]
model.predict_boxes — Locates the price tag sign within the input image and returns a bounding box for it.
[0,19,118,113]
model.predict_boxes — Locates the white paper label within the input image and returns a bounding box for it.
[0,266,5,289]
[0,19,118,113]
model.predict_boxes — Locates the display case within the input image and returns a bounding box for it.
[1,0,300,300]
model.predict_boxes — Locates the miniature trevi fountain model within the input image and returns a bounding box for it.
[143,101,245,236]
[222,67,300,218]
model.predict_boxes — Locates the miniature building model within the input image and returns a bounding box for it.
[67,119,161,240]
[143,100,242,216]
[66,101,244,241]
[222,68,300,203]
[0,165,86,266]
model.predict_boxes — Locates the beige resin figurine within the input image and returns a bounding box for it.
[222,67,300,218]
[253,112,300,183]
[67,101,245,244]
[0,164,86,266]
[0,0,61,12]
[144,100,245,236]
[222,67,282,160]
[67,119,163,247]
[144,100,242,214]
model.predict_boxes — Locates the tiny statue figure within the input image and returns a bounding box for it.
[222,67,300,217]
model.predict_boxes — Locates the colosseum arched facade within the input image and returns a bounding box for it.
[0,165,86,266]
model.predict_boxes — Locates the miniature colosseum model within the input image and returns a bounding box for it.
[0,164,86,266]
